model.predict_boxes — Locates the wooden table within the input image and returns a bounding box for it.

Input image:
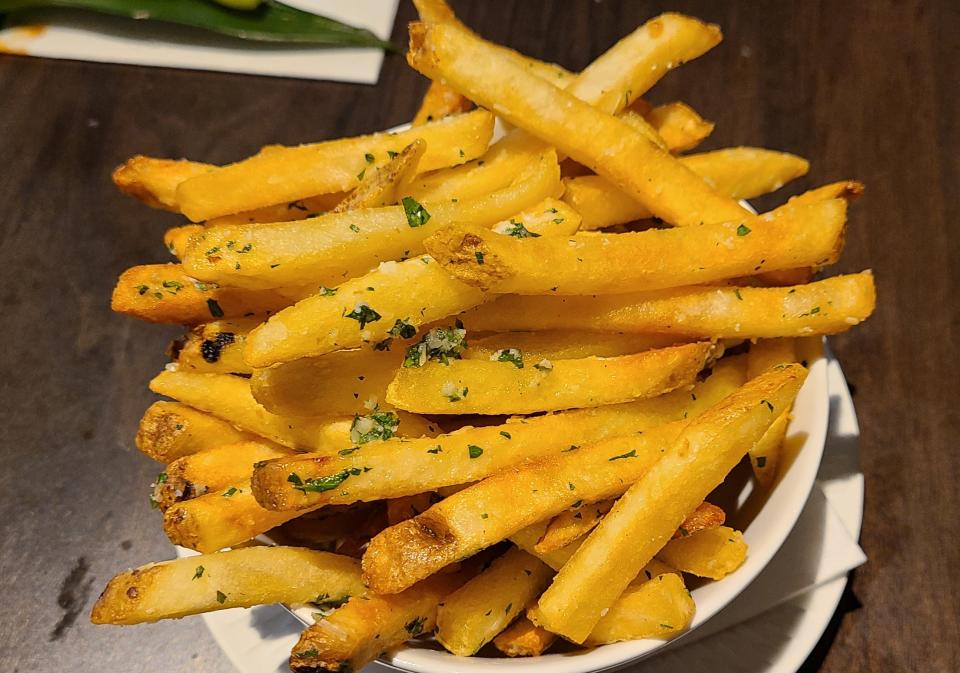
[1,1,956,671]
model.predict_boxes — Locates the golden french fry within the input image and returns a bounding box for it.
[251,354,745,513]
[584,571,694,645]
[385,343,714,415]
[658,526,747,580]
[164,224,204,260]
[91,546,364,625]
[176,110,495,221]
[153,440,291,511]
[407,21,748,227]
[289,570,467,673]
[176,318,260,374]
[491,197,582,237]
[111,264,293,325]
[182,148,560,292]
[250,348,406,417]
[459,272,877,338]
[564,147,810,231]
[333,139,426,212]
[112,156,213,211]
[643,101,715,152]
[136,401,257,463]
[465,331,681,362]
[437,547,553,656]
[493,616,557,657]
[788,179,865,206]
[424,199,846,295]
[531,364,806,642]
[413,80,473,125]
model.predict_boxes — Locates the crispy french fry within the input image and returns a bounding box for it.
[176,110,495,221]
[788,179,865,206]
[333,140,426,212]
[136,401,257,462]
[465,331,681,361]
[643,101,715,152]
[112,156,213,211]
[584,571,694,645]
[164,224,204,260]
[206,193,348,228]
[408,21,748,227]
[747,338,797,485]
[250,348,406,417]
[91,546,364,625]
[176,318,259,374]
[564,147,810,231]
[459,272,877,338]
[289,570,467,673]
[424,199,846,294]
[152,440,291,511]
[252,356,746,513]
[111,264,293,325]
[493,616,557,657]
[531,364,807,642]
[387,493,438,525]
[657,526,747,580]
[535,500,615,554]
[413,80,473,126]
[437,547,553,656]
[182,148,560,291]
[386,342,714,415]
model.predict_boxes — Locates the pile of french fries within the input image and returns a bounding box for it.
[92,1,876,669]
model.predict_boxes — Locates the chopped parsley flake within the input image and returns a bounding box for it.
[192,565,204,580]
[222,487,240,497]
[403,324,468,367]
[492,348,524,368]
[441,384,469,402]
[401,197,431,228]
[762,399,775,412]
[499,431,512,440]
[387,318,417,339]
[356,168,366,181]
[319,286,337,297]
[135,284,149,295]
[427,445,443,454]
[609,449,637,461]
[216,590,227,604]
[405,616,426,636]
[206,298,224,318]
[295,649,319,659]
[498,219,541,238]
[349,223,361,233]
[364,152,375,164]
[734,288,743,300]
[343,303,381,329]
[468,445,483,459]
[756,456,767,468]
[350,408,400,444]
[475,250,485,265]
[736,224,752,236]
[312,593,351,615]
[338,447,360,456]
[287,468,367,494]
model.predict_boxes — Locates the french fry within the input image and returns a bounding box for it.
[205,192,348,228]
[91,546,364,625]
[493,617,557,657]
[491,197,582,237]
[111,264,293,325]
[413,80,473,125]
[584,571,694,645]
[408,21,749,227]
[333,140,426,212]
[459,272,877,338]
[176,110,495,221]
[289,570,467,673]
[361,420,692,594]
[642,101,715,152]
[250,348,406,417]
[135,401,257,463]
[385,342,714,415]
[176,318,260,374]
[387,493,438,526]
[788,179,864,206]
[164,224,204,260]
[112,156,213,211]
[423,199,846,294]
[152,440,291,511]
[747,338,797,485]
[465,331,681,362]
[564,147,810,231]
[531,364,807,642]
[657,526,747,580]
[436,547,553,656]
[182,148,560,291]
[149,370,358,451]
[251,356,746,513]
[163,478,299,552]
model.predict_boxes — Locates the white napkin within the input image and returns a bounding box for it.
[0,0,399,84]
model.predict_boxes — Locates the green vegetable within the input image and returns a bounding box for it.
[0,0,395,49]
[493,348,524,368]
[350,408,399,444]
[401,197,431,228]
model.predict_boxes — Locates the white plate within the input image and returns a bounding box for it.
[192,352,860,673]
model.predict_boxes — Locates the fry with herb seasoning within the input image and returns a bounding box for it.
[641,100,715,152]
[91,546,364,625]
[163,224,204,260]
[289,570,468,673]
[657,526,747,579]
[176,110,495,222]
[584,570,694,645]
[333,139,427,212]
[460,272,877,338]
[436,547,553,656]
[111,263,293,325]
[135,401,258,463]
[531,365,806,642]
[493,616,557,657]
[386,342,714,415]
[746,338,798,484]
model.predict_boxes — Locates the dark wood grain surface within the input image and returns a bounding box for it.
[1,1,957,672]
